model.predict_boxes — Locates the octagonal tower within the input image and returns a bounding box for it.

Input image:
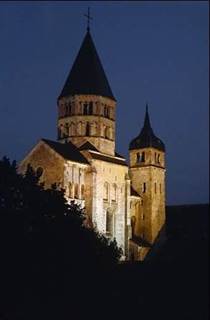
[129,105,166,245]
[57,29,116,156]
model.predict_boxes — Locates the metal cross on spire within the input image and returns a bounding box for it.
[84,7,93,32]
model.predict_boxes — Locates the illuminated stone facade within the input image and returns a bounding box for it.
[58,95,116,156]
[19,28,166,261]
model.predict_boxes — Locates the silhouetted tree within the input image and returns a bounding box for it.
[0,156,122,318]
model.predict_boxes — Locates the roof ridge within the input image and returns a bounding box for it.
[42,139,89,165]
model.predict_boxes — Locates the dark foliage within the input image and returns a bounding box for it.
[0,156,208,319]
[0,156,122,319]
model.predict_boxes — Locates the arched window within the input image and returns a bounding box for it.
[81,184,85,200]
[103,182,109,201]
[155,152,157,163]
[104,105,109,118]
[74,183,79,199]
[84,103,88,115]
[106,210,114,237]
[86,123,90,136]
[143,182,146,193]
[68,103,72,115]
[89,102,93,115]
[157,154,160,164]
[136,153,140,163]
[141,152,145,162]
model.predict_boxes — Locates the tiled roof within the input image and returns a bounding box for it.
[58,30,116,101]
[78,141,99,152]
[42,139,89,164]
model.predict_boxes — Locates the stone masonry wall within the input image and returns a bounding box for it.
[57,94,116,156]
[129,147,166,245]
[18,141,64,189]
[90,159,130,255]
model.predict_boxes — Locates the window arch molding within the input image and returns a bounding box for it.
[103,182,109,201]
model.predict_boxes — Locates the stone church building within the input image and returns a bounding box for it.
[19,26,166,261]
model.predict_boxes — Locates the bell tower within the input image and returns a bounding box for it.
[57,25,116,156]
[129,105,166,245]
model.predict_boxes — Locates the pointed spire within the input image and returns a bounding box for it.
[129,103,165,151]
[84,7,93,33]
[58,27,115,100]
[144,103,151,129]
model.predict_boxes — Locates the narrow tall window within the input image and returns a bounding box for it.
[84,103,88,115]
[89,102,93,115]
[136,153,140,163]
[86,123,90,136]
[143,182,146,193]
[154,182,157,193]
[106,210,114,237]
[104,106,109,118]
[141,152,145,162]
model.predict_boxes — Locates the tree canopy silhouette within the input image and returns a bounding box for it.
[0,156,122,318]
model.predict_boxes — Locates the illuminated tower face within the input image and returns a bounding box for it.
[129,106,166,244]
[57,30,116,156]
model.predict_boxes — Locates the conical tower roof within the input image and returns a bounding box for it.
[129,105,165,151]
[58,30,115,101]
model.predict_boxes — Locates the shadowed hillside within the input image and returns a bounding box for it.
[104,204,209,319]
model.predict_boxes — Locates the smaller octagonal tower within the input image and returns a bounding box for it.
[129,104,166,246]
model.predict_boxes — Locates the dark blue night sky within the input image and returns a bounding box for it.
[0,1,208,205]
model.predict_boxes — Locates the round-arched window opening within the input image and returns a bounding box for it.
[36,166,43,178]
